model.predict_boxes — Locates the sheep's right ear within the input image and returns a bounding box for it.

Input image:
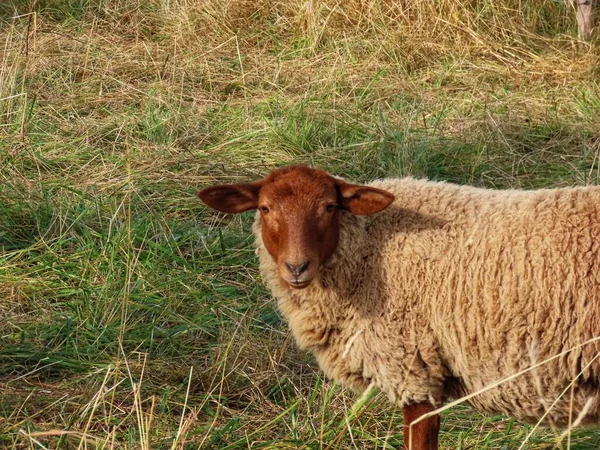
[198,182,262,213]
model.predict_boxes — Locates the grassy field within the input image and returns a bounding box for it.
[1,0,600,448]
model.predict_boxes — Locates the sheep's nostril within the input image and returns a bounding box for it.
[285,261,310,277]
[298,261,309,274]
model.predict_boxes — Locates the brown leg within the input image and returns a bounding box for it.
[402,401,440,450]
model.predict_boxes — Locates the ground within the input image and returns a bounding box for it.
[1,0,600,448]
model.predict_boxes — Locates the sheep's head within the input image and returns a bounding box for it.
[198,165,394,289]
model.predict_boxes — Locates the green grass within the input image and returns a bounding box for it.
[1,0,600,448]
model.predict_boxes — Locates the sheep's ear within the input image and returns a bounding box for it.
[198,182,262,213]
[337,180,394,215]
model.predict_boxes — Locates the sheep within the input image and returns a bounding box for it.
[198,164,600,450]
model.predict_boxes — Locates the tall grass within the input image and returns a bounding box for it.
[1,0,599,448]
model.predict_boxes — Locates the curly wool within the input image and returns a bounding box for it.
[253,177,600,425]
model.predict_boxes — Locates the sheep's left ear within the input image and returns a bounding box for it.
[337,180,395,215]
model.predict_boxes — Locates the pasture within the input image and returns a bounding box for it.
[1,0,600,448]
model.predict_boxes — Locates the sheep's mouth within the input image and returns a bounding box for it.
[287,279,312,289]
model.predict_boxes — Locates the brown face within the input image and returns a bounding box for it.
[198,165,394,289]
[256,169,340,288]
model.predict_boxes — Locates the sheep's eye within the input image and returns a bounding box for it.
[260,206,270,213]
[326,203,337,212]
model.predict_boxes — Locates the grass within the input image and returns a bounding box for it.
[1,0,600,448]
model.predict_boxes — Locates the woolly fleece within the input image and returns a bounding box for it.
[253,177,600,425]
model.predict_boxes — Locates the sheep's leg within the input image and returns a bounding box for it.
[573,0,595,40]
[402,402,440,450]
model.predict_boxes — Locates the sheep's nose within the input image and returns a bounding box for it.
[285,261,310,277]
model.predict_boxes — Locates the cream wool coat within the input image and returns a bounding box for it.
[253,177,600,425]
